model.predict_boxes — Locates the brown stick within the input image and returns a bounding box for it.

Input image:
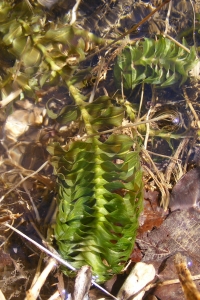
[174,253,200,300]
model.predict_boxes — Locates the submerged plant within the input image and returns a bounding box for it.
[0,0,106,96]
[114,36,197,90]
[0,1,197,98]
[47,85,143,282]
[1,0,198,287]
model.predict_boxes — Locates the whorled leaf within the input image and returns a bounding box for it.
[114,36,197,90]
[46,95,125,129]
[46,83,144,282]
[0,0,107,95]
[48,134,143,282]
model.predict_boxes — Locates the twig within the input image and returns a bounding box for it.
[143,164,169,209]
[48,291,61,300]
[0,209,21,224]
[174,253,200,300]
[5,224,118,300]
[183,86,200,128]
[0,89,22,108]
[190,0,198,57]
[0,161,49,202]
[25,258,57,300]
[1,158,53,188]
[30,255,43,288]
[137,82,144,119]
[142,148,170,209]
[21,174,41,223]
[146,274,200,290]
[147,150,181,161]
[163,0,171,35]
[78,113,182,138]
[85,0,172,60]
[0,219,25,248]
[89,57,105,103]
[164,34,190,54]
[165,138,189,183]
[143,107,152,150]
[70,0,82,25]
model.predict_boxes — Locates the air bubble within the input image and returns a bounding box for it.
[172,117,180,125]
[186,257,193,268]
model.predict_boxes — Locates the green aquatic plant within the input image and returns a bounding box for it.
[0,1,197,98]
[1,0,195,284]
[114,36,197,90]
[0,0,105,96]
[47,85,143,282]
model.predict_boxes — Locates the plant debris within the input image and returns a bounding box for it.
[0,0,200,299]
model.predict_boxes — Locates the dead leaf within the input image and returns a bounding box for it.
[137,209,200,262]
[170,167,200,211]
[139,190,167,234]
[0,249,13,269]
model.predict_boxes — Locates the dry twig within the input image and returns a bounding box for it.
[174,253,200,300]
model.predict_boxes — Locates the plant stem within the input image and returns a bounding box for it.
[66,82,94,135]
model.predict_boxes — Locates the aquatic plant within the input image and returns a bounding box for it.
[114,36,197,90]
[0,1,197,98]
[0,0,143,283]
[0,0,197,285]
[0,0,105,96]
[47,85,143,282]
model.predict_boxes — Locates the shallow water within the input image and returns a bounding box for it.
[0,0,200,299]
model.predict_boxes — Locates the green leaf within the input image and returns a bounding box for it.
[22,46,41,67]
[49,135,143,282]
[114,36,197,90]
[142,38,154,57]
[11,36,28,58]
[3,21,23,46]
[161,72,177,87]
[46,98,80,121]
